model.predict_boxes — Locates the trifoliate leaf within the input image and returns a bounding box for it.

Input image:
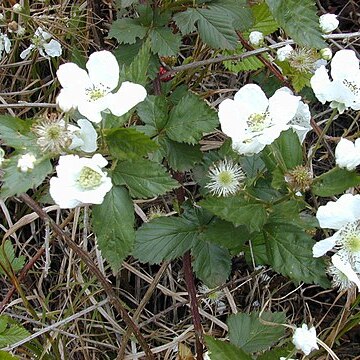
[0,316,30,348]
[266,0,326,49]
[228,312,286,353]
[165,92,218,144]
[93,186,135,272]
[112,158,179,198]
[108,18,147,44]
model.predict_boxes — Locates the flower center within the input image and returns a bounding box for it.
[217,170,234,186]
[78,166,102,189]
[46,124,62,140]
[85,84,109,101]
[339,220,360,255]
[343,80,359,96]
[247,112,269,132]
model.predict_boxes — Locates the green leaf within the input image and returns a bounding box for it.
[149,27,181,56]
[228,311,286,353]
[162,139,203,171]
[174,8,238,49]
[0,316,30,348]
[133,216,198,264]
[265,0,326,49]
[205,336,252,360]
[291,71,312,93]
[192,240,231,288]
[108,18,147,44]
[93,186,135,272]
[250,2,278,35]
[200,196,268,232]
[105,128,158,160]
[312,167,360,197]
[0,351,19,360]
[0,241,25,276]
[0,115,36,150]
[119,0,138,7]
[264,223,329,287]
[137,95,169,130]
[165,92,218,144]
[257,347,294,360]
[112,158,179,198]
[1,156,52,198]
[123,40,151,85]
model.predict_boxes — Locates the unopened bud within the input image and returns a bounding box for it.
[320,47,332,60]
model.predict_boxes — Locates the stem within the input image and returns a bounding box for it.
[19,194,154,360]
[183,251,203,360]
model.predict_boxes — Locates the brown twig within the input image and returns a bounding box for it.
[19,194,154,360]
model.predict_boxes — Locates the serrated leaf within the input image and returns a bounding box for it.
[173,8,199,34]
[108,18,147,45]
[105,128,158,160]
[149,27,181,56]
[205,336,252,360]
[137,95,169,130]
[264,223,330,287]
[0,316,30,348]
[257,346,293,360]
[133,216,198,264]
[312,167,360,196]
[1,156,52,198]
[123,40,151,85]
[112,158,179,198]
[165,92,218,144]
[0,241,25,276]
[291,71,312,92]
[223,52,265,72]
[228,311,286,353]
[265,0,326,49]
[162,139,203,171]
[0,115,36,150]
[192,240,231,288]
[93,186,134,272]
[250,2,278,35]
[200,196,267,232]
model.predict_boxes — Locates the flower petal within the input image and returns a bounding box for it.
[335,138,360,171]
[86,50,119,91]
[310,66,332,104]
[312,235,337,257]
[331,254,360,291]
[20,44,35,59]
[43,39,62,57]
[108,81,147,117]
[234,84,268,115]
[316,194,360,229]
[331,49,359,81]
[77,95,112,123]
[57,62,91,90]
[269,87,299,124]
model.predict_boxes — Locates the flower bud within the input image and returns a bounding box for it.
[320,47,332,60]
[276,44,293,61]
[17,153,36,172]
[249,31,264,46]
[319,14,339,33]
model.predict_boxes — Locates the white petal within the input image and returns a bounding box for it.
[268,88,300,125]
[77,119,97,152]
[316,194,360,229]
[56,89,80,112]
[234,84,269,115]
[57,62,91,90]
[331,254,360,291]
[20,45,35,59]
[289,101,312,143]
[108,81,147,117]
[86,50,119,91]
[91,153,108,168]
[35,27,52,40]
[218,98,246,141]
[49,177,81,209]
[331,50,359,81]
[335,138,360,171]
[232,137,266,155]
[77,96,111,123]
[310,66,332,104]
[43,39,62,57]
[312,235,337,257]
[3,35,11,53]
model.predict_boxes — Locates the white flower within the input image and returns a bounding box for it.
[274,88,311,143]
[249,31,264,46]
[56,50,147,123]
[68,119,97,153]
[319,14,339,33]
[320,47,332,60]
[20,27,62,59]
[292,324,319,356]
[205,159,245,196]
[218,84,300,155]
[17,153,36,172]
[310,49,360,113]
[276,45,293,61]
[49,154,112,208]
[335,138,360,171]
[331,253,360,291]
[313,194,360,257]
[12,3,23,13]
[0,32,11,60]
